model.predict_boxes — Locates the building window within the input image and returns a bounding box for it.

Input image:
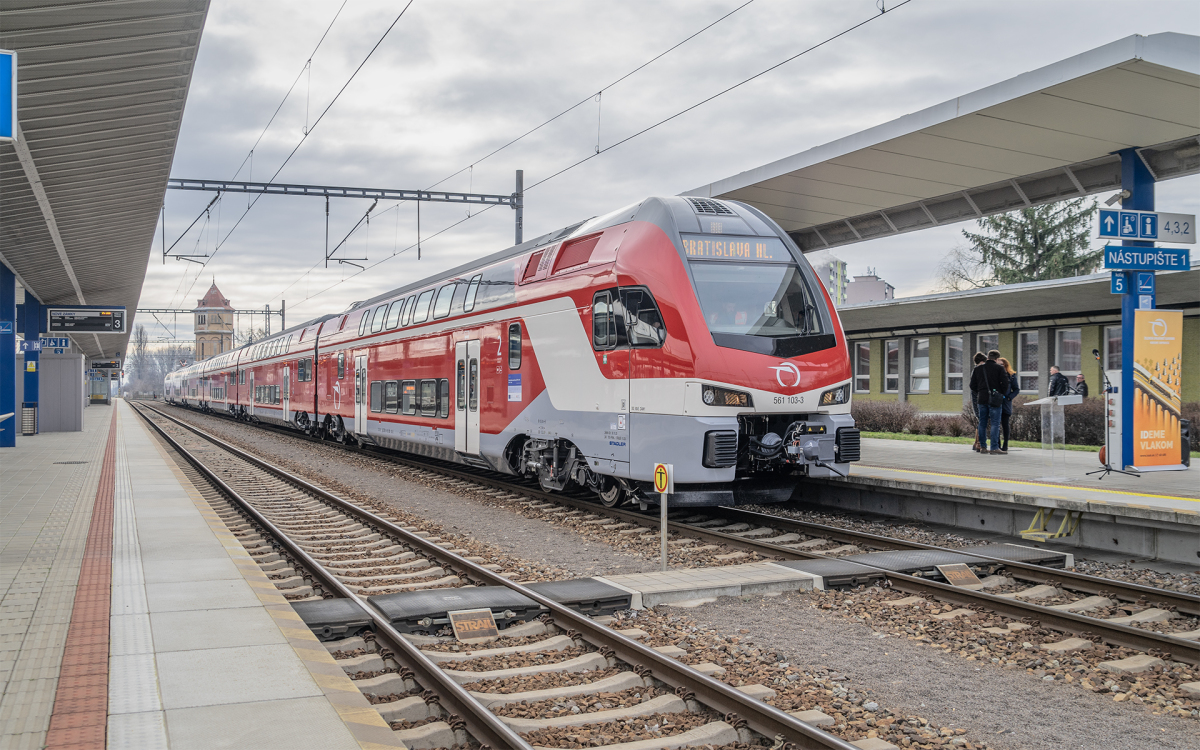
[977,333,998,357]
[1104,325,1121,371]
[1056,329,1082,374]
[1018,331,1039,392]
[197,314,206,325]
[945,336,963,392]
[853,342,870,393]
[884,340,899,392]
[909,338,930,393]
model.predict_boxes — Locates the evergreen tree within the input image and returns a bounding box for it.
[960,198,1102,285]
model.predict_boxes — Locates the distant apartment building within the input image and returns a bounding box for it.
[846,269,895,306]
[808,252,848,306]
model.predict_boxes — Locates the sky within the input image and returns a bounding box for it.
[142,0,1200,341]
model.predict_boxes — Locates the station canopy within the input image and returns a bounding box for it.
[0,1,210,359]
[683,33,1200,253]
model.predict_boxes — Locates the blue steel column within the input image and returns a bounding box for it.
[1119,148,1154,468]
[20,297,42,433]
[0,265,15,447]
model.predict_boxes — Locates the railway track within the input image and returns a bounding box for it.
[149,400,1199,670]
[132,401,863,750]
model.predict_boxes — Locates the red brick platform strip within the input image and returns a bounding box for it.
[44,409,119,750]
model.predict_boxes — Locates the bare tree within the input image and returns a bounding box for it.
[936,245,997,292]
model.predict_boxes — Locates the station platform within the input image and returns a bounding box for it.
[0,400,402,750]
[802,438,1198,564]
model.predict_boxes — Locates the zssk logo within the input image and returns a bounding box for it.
[770,361,801,388]
[1151,319,1168,337]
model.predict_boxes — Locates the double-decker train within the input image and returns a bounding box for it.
[165,196,860,508]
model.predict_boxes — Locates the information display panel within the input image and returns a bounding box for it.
[48,307,125,333]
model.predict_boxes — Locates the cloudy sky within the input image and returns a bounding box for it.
[144,0,1200,339]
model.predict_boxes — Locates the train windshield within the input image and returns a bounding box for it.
[684,235,826,339]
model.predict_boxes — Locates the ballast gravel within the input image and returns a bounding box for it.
[682,592,1200,750]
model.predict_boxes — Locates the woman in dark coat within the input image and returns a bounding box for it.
[998,357,1020,452]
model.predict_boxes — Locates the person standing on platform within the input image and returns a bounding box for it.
[969,352,987,452]
[1073,372,1089,397]
[970,350,1009,455]
[1048,365,1070,396]
[997,357,1020,452]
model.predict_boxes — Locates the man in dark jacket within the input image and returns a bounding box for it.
[1048,366,1070,396]
[970,350,1010,454]
[1073,372,1089,397]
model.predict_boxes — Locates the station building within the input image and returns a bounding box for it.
[839,262,1200,413]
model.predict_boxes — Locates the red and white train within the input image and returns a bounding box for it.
[165,196,859,507]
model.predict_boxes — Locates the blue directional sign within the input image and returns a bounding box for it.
[19,340,40,352]
[1103,245,1190,271]
[0,49,13,142]
[0,321,12,334]
[1110,272,1127,295]
[1136,272,1155,294]
[1099,209,1195,243]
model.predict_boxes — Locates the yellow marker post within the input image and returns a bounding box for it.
[653,463,673,571]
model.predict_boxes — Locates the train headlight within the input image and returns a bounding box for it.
[702,385,752,408]
[819,384,850,406]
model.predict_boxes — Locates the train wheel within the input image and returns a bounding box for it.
[597,478,626,508]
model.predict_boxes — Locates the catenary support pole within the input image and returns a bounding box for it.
[0,264,15,447]
[514,170,524,245]
[1118,148,1154,470]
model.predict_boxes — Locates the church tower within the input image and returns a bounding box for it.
[194,282,234,361]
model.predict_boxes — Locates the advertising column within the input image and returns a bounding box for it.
[1131,310,1184,470]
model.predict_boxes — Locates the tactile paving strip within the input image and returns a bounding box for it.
[44,410,118,750]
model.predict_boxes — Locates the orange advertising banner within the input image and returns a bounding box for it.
[1132,310,1184,467]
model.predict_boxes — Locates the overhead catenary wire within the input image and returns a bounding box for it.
[261,0,758,307]
[174,0,416,306]
[272,1,912,316]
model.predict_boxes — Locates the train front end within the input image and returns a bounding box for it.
[616,196,857,507]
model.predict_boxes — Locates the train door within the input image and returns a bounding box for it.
[282,364,291,423]
[454,340,481,454]
[247,370,255,417]
[353,353,368,436]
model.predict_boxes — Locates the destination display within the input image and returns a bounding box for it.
[90,359,121,370]
[48,307,125,333]
[681,234,791,262]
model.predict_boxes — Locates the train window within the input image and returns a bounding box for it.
[456,360,466,411]
[385,299,405,329]
[508,323,522,370]
[464,274,482,312]
[300,358,313,381]
[475,262,518,309]
[337,352,345,379]
[439,379,450,418]
[238,369,245,384]
[592,292,616,349]
[384,381,399,413]
[419,380,438,416]
[338,315,347,331]
[358,311,370,336]
[433,284,456,319]
[412,290,434,324]
[401,295,417,326]
[370,305,387,333]
[621,288,667,348]
[401,380,417,415]
[469,360,479,411]
[370,381,383,412]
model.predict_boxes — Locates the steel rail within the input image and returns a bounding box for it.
[707,507,1200,617]
[148,402,1198,663]
[132,404,533,750]
[136,402,858,750]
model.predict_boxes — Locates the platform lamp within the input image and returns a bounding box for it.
[1086,348,1138,480]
